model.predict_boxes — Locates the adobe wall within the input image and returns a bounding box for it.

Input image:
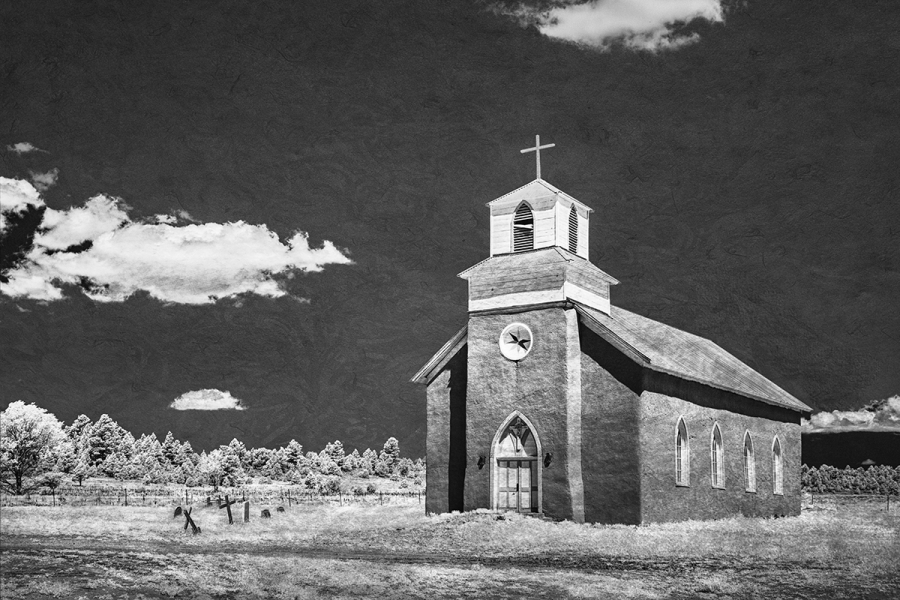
[639,390,802,523]
[464,307,578,521]
[425,348,467,514]
[579,324,642,524]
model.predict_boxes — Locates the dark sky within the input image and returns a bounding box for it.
[1,0,898,456]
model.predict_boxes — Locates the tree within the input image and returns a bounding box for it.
[323,440,345,467]
[395,457,414,477]
[226,438,250,472]
[70,450,96,486]
[161,431,180,465]
[0,401,65,494]
[101,451,128,479]
[281,440,304,470]
[380,437,400,469]
[343,448,361,472]
[66,414,93,443]
[198,450,225,490]
[360,448,378,475]
[218,444,245,486]
[86,414,128,467]
[247,447,274,475]
[262,452,287,479]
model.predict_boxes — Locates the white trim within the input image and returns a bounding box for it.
[490,411,543,513]
[469,284,611,313]
[563,282,610,315]
[469,289,563,312]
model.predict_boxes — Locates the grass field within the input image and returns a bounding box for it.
[2,499,899,599]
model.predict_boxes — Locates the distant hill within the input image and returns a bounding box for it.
[802,430,900,468]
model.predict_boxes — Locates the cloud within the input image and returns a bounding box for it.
[493,0,724,51]
[6,142,46,154]
[802,395,900,432]
[170,389,247,410]
[29,168,59,192]
[0,177,45,231]
[0,176,352,304]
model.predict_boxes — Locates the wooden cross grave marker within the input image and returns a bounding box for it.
[219,494,237,524]
[183,506,201,534]
[520,135,556,179]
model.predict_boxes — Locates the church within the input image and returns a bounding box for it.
[411,140,812,524]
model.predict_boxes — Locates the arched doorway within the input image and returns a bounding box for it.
[491,412,542,513]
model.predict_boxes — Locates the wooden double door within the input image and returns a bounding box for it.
[496,458,538,513]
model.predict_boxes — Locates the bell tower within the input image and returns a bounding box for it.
[459,141,617,316]
[486,178,592,258]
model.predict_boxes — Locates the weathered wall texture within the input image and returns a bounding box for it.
[639,391,802,523]
[425,348,467,514]
[464,307,578,520]
[579,325,642,524]
[427,309,804,524]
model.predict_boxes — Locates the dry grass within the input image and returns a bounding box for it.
[3,501,898,567]
[2,503,899,599]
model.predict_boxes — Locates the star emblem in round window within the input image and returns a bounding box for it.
[499,323,533,361]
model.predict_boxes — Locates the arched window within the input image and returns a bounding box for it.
[676,417,689,486]
[513,203,534,252]
[743,431,756,492]
[772,436,783,495]
[568,205,578,253]
[710,423,724,489]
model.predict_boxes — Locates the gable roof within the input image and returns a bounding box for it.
[409,325,467,385]
[410,303,811,414]
[575,304,811,413]
[485,178,594,213]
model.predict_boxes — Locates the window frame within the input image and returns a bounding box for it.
[675,417,690,487]
[568,205,578,254]
[743,431,756,493]
[710,423,724,489]
[512,202,535,253]
[772,435,784,496]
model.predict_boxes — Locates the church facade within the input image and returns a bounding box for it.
[412,178,812,524]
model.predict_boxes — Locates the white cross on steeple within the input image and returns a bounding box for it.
[519,135,556,179]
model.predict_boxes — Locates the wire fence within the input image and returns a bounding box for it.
[803,492,899,513]
[0,485,425,508]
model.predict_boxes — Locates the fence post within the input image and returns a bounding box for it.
[380,491,383,506]
[124,488,128,507]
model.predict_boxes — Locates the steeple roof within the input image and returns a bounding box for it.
[486,178,593,213]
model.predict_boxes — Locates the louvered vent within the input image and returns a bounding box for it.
[512,203,534,252]
[568,205,578,253]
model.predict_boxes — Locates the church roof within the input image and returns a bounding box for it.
[457,246,619,284]
[485,178,594,212]
[575,304,812,414]
[411,303,811,414]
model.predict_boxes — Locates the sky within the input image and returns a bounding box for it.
[1,0,899,455]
